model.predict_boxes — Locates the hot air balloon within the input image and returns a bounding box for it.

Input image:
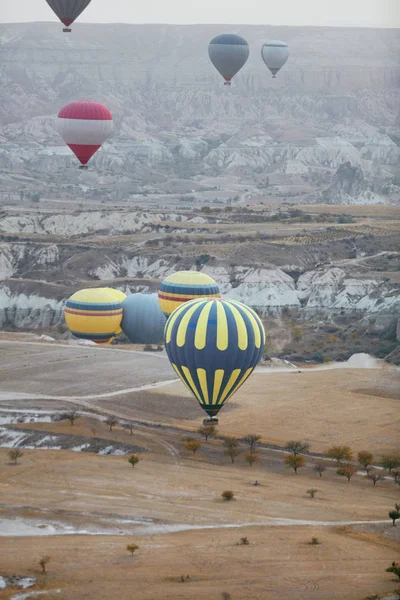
[261,40,289,78]
[165,298,265,423]
[64,288,123,344]
[57,101,113,168]
[121,293,166,344]
[158,271,220,318]
[99,288,127,335]
[208,34,249,85]
[45,0,92,32]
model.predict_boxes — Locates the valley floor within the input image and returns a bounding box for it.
[0,340,399,599]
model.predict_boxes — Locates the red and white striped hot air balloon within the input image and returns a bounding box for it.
[57,101,113,169]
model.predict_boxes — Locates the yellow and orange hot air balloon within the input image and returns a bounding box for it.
[158,271,220,318]
[64,288,123,344]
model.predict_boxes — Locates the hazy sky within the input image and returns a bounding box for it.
[1,0,399,28]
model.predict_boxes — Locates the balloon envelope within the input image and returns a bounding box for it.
[64,288,122,344]
[261,40,289,78]
[158,271,220,317]
[57,101,113,166]
[99,288,127,335]
[208,34,249,84]
[165,298,265,417]
[121,293,166,344]
[45,0,92,31]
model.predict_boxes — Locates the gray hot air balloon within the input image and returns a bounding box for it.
[121,293,166,345]
[45,0,92,32]
[208,34,250,85]
[261,40,289,78]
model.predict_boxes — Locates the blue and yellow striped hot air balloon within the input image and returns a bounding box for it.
[164,298,265,420]
[158,271,220,318]
[64,288,123,344]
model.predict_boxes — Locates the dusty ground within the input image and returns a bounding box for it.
[0,341,174,396]
[0,341,399,455]
[1,525,399,600]
[138,366,400,456]
[0,343,399,599]
[0,431,399,600]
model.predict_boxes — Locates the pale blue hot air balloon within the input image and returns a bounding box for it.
[121,293,166,345]
[261,40,289,78]
[208,34,250,85]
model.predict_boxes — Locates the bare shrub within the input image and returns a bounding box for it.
[39,555,51,573]
[8,448,23,465]
[221,490,234,501]
[105,416,118,431]
[127,544,139,556]
[313,463,326,478]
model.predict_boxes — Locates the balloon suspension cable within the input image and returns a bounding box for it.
[79,165,88,170]
[63,28,72,33]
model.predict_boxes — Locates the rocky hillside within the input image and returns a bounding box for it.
[0,23,399,205]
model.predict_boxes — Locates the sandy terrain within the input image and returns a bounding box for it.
[1,525,398,600]
[0,424,399,600]
[0,341,174,396]
[0,343,399,599]
[138,367,400,456]
[0,341,399,455]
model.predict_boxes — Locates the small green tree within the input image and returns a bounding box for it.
[127,544,139,556]
[313,463,326,478]
[221,490,234,501]
[386,562,400,580]
[39,555,51,573]
[337,463,357,482]
[389,509,400,527]
[244,434,261,455]
[285,454,304,474]
[8,448,23,465]
[358,451,374,470]
[245,453,259,467]
[128,455,140,468]
[198,424,217,442]
[380,455,400,473]
[285,441,310,456]
[327,445,353,463]
[185,440,201,455]
[307,489,318,498]
[239,536,249,545]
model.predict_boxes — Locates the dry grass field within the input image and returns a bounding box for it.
[0,431,399,600]
[0,341,399,599]
[129,367,400,456]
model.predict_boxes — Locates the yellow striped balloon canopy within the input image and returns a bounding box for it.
[158,271,220,317]
[97,288,127,335]
[64,288,123,344]
[164,298,265,418]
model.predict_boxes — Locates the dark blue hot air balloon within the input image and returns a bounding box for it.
[45,0,92,32]
[164,298,265,422]
[121,293,166,345]
[208,34,250,85]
